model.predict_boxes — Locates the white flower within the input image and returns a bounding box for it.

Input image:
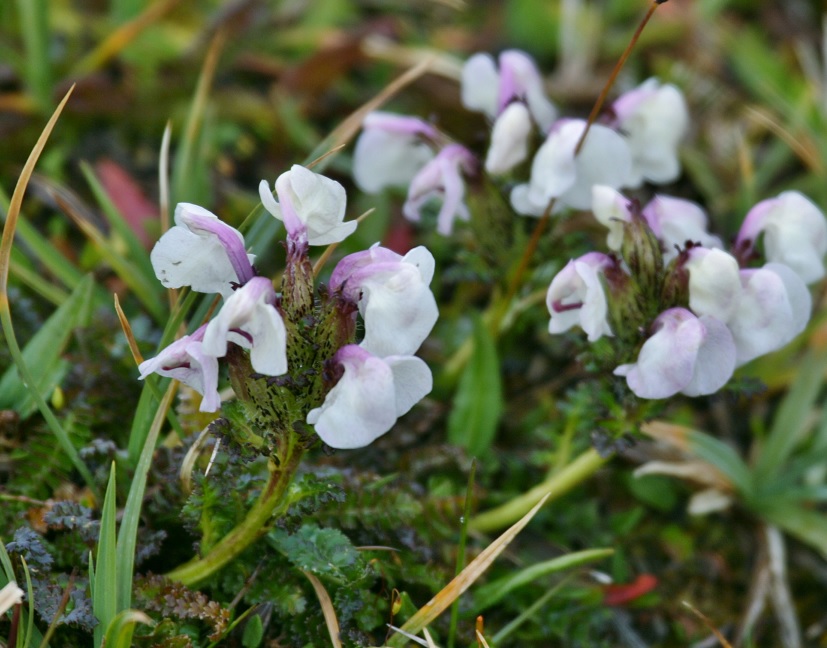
[736,191,827,284]
[591,185,634,251]
[684,248,743,323]
[307,345,432,449]
[150,203,255,299]
[485,102,533,175]
[547,252,615,342]
[614,308,736,399]
[330,246,438,356]
[727,263,811,366]
[642,195,723,262]
[352,112,438,194]
[259,165,355,246]
[202,277,287,376]
[461,50,556,131]
[138,324,221,412]
[511,120,633,215]
[0,581,24,616]
[611,78,689,187]
[403,144,477,235]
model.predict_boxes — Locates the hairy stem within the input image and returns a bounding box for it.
[166,438,304,587]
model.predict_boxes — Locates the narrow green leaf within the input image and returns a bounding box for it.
[472,548,614,611]
[0,274,94,418]
[93,463,119,648]
[685,429,753,496]
[754,346,827,481]
[0,199,86,293]
[103,609,154,648]
[14,0,51,111]
[447,314,503,456]
[117,383,176,610]
[761,504,827,559]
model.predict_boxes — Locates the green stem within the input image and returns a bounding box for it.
[469,449,608,533]
[166,441,304,587]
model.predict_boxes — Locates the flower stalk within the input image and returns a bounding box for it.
[166,433,305,587]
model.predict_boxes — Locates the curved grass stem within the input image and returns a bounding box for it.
[469,448,608,534]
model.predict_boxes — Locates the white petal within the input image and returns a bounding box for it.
[615,308,703,399]
[461,53,500,117]
[728,265,810,365]
[680,315,736,396]
[308,349,397,449]
[485,103,532,175]
[360,264,439,356]
[591,185,632,251]
[150,226,238,298]
[402,246,436,285]
[353,128,434,193]
[686,248,743,322]
[385,355,433,416]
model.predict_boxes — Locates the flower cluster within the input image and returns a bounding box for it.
[549,187,826,399]
[352,49,688,232]
[139,165,437,449]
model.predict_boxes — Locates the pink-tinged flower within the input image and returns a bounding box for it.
[684,248,743,323]
[511,119,633,215]
[307,345,432,449]
[403,144,478,236]
[610,79,689,187]
[138,324,221,412]
[727,263,811,366]
[352,112,438,194]
[202,277,287,376]
[150,203,255,298]
[736,191,827,284]
[547,252,615,342]
[643,196,723,263]
[485,102,533,174]
[591,185,634,251]
[461,50,557,131]
[614,308,736,399]
[259,165,355,247]
[330,245,438,356]
[463,51,557,175]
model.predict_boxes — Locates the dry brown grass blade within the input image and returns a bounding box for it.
[73,0,183,76]
[180,424,214,495]
[114,293,144,366]
[387,494,550,647]
[0,86,75,306]
[682,601,733,648]
[744,105,824,174]
[640,420,692,452]
[303,571,342,648]
[0,85,95,489]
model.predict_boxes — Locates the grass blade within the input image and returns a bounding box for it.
[14,0,51,111]
[116,381,177,610]
[103,609,154,648]
[93,462,119,648]
[0,274,94,418]
[387,494,551,646]
[0,85,95,489]
[754,343,827,481]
